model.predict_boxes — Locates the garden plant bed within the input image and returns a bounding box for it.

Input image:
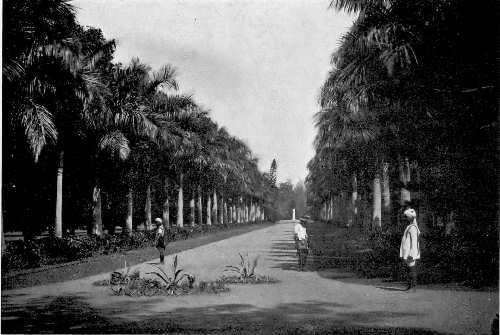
[92,254,230,297]
[1,222,274,290]
[93,277,229,297]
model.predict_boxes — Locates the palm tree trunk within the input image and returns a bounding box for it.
[373,174,382,228]
[145,183,152,230]
[244,202,248,223]
[219,195,224,225]
[55,150,64,238]
[125,187,133,234]
[206,192,212,226]
[239,199,243,223]
[325,201,328,221]
[190,192,195,226]
[177,174,184,227]
[92,182,103,236]
[400,157,411,205]
[382,162,391,225]
[212,190,218,225]
[235,203,239,223]
[250,201,254,222]
[225,201,229,224]
[1,217,5,254]
[326,198,329,221]
[327,195,333,221]
[236,202,240,224]
[348,174,358,227]
[197,186,202,225]
[162,178,170,228]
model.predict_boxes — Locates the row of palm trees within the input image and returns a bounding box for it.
[306,0,497,237]
[3,0,273,241]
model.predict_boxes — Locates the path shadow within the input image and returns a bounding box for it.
[1,294,449,334]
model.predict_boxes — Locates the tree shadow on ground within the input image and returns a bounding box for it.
[1,294,450,334]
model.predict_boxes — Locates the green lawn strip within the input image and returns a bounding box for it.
[1,222,274,290]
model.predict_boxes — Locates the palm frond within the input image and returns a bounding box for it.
[20,102,58,162]
[98,131,130,160]
[3,60,25,82]
[329,0,392,13]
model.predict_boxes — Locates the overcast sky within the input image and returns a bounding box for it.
[73,0,354,183]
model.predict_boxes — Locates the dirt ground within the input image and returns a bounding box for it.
[1,221,498,334]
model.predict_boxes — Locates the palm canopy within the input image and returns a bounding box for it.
[95,58,180,160]
[3,0,116,162]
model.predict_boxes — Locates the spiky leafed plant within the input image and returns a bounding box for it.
[146,255,191,291]
[224,253,259,281]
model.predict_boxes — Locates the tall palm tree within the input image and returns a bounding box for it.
[98,58,177,234]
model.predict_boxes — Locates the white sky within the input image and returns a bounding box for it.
[73,0,354,183]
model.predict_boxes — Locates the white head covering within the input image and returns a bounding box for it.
[403,208,418,225]
[155,218,164,235]
[403,208,416,218]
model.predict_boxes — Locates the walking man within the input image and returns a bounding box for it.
[400,208,421,291]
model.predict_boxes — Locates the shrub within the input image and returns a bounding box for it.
[98,256,228,297]
[41,236,94,262]
[146,255,193,291]
[3,221,266,272]
[224,253,259,280]
[2,240,41,270]
[110,262,140,285]
[221,252,278,284]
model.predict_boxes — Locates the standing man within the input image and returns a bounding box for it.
[294,219,309,271]
[400,208,421,291]
[155,218,167,264]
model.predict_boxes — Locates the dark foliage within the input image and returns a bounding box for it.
[2,222,268,272]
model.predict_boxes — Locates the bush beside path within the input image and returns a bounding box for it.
[1,221,498,334]
[1,222,274,290]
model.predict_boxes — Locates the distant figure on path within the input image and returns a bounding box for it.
[155,218,167,264]
[294,220,304,252]
[294,219,309,271]
[400,208,421,291]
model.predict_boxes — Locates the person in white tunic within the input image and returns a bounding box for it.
[294,220,309,271]
[400,208,421,291]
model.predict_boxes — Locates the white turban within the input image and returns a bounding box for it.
[404,208,417,219]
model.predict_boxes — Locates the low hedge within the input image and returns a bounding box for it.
[346,227,498,287]
[2,222,267,272]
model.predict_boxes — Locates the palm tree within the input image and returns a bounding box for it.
[98,58,178,234]
[3,0,121,237]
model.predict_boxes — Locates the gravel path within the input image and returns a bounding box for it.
[2,221,497,334]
